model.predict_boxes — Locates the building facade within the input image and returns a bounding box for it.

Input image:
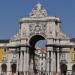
[0,3,75,75]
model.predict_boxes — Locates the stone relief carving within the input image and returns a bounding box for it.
[29,22,47,37]
[29,3,48,17]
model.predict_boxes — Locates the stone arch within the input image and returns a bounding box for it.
[1,64,7,73]
[29,35,46,73]
[29,35,46,56]
[60,64,67,75]
[72,64,75,75]
[29,35,45,47]
[11,64,16,73]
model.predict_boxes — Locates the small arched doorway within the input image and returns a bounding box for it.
[72,64,75,75]
[60,64,67,75]
[11,64,16,73]
[1,64,7,73]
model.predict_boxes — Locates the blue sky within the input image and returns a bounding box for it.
[0,0,75,39]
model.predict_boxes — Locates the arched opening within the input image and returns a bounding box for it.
[60,64,67,75]
[29,35,46,73]
[29,35,45,47]
[11,64,16,73]
[72,64,75,75]
[1,64,7,73]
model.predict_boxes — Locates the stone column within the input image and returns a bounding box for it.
[46,47,52,75]
[19,47,23,72]
[51,47,57,75]
[57,48,60,75]
[51,47,53,75]
[46,50,49,74]
[16,48,20,75]
[23,47,27,75]
[43,53,46,72]
[23,46,29,75]
[53,50,56,75]
[39,54,41,73]
[26,47,29,75]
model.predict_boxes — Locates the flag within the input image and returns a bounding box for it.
[0,48,3,62]
[70,48,74,62]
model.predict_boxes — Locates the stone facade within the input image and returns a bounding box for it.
[0,3,75,75]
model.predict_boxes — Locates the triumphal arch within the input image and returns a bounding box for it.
[0,3,75,75]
